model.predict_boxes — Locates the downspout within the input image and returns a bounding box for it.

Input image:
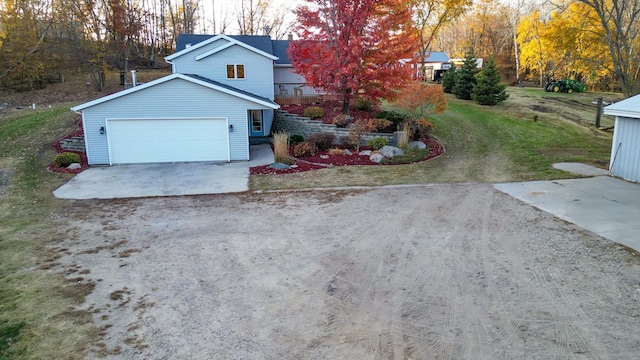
[610,142,622,174]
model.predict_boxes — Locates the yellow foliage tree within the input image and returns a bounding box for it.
[518,0,629,92]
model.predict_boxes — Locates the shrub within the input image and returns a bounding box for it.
[375,110,408,128]
[303,106,324,119]
[289,134,304,145]
[292,141,317,157]
[307,132,335,151]
[54,152,80,167]
[367,118,393,133]
[272,131,292,164]
[348,118,372,152]
[340,136,354,149]
[328,148,346,156]
[332,114,351,128]
[353,96,373,111]
[410,118,436,140]
[393,82,447,121]
[368,137,388,150]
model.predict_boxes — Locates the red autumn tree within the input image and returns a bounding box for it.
[289,0,418,115]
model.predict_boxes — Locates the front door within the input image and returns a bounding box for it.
[249,110,263,136]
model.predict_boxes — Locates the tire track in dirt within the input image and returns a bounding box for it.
[470,191,531,359]
[529,264,607,359]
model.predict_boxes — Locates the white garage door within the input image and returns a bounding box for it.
[107,118,229,164]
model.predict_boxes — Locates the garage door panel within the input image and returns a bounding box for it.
[108,118,229,164]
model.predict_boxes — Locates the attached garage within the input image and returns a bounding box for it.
[71,73,279,166]
[604,95,640,182]
[107,118,229,164]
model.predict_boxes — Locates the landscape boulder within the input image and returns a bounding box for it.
[379,145,404,158]
[269,163,291,170]
[408,141,427,150]
[67,163,82,170]
[369,153,385,163]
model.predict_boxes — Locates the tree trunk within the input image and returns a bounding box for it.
[342,97,350,116]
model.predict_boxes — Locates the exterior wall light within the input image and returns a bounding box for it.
[100,126,105,135]
[229,124,233,132]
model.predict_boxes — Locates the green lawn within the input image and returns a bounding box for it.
[251,90,612,190]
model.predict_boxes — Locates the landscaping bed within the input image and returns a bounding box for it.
[280,100,380,125]
[250,138,445,175]
[48,122,88,174]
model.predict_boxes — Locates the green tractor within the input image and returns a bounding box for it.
[544,78,586,93]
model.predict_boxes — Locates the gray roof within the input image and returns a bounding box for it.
[183,74,278,107]
[175,34,291,64]
[271,40,292,65]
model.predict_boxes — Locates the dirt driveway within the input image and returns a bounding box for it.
[53,184,640,359]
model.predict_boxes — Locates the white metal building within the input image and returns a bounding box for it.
[604,95,640,182]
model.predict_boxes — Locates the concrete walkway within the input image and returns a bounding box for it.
[53,144,274,200]
[495,163,640,252]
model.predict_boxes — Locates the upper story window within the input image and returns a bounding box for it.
[226,64,245,79]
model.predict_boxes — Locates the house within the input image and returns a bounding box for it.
[72,34,304,165]
[406,52,452,82]
[604,95,640,182]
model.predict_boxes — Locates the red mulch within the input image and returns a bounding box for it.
[280,100,379,124]
[250,138,445,175]
[48,119,89,174]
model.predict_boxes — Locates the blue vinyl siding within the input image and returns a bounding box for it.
[172,40,275,99]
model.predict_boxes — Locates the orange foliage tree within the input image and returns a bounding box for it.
[289,0,419,115]
[393,81,447,120]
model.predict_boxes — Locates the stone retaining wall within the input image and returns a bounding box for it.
[273,110,395,145]
[59,136,86,152]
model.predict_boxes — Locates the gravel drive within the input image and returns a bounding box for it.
[53,184,640,359]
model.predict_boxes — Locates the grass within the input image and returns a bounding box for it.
[0,105,97,359]
[380,148,430,165]
[273,131,291,164]
[250,87,613,190]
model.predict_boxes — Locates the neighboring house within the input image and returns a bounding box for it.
[72,34,303,165]
[604,95,640,182]
[407,52,452,82]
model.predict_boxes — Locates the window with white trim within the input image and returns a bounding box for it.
[226,64,245,79]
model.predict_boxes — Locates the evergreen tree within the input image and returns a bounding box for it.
[472,58,509,105]
[452,51,480,100]
[441,64,457,94]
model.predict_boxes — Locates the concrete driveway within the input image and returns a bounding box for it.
[53,144,273,199]
[495,163,640,252]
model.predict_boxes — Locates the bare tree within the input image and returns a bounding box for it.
[410,0,472,79]
[577,0,640,96]
[235,0,294,38]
